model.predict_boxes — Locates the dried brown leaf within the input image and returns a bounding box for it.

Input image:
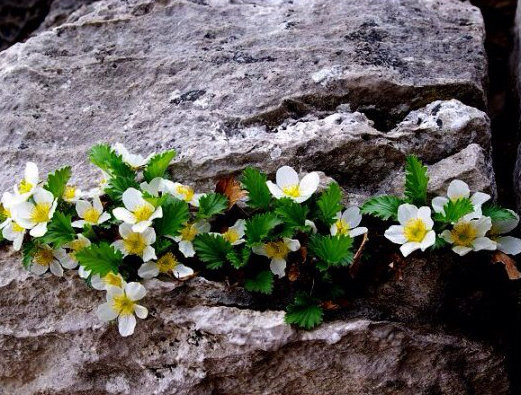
[492,251,521,280]
[215,176,247,208]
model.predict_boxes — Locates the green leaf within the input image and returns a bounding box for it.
[153,238,173,256]
[275,198,309,229]
[481,204,517,222]
[245,212,282,245]
[154,196,189,237]
[317,183,343,225]
[430,235,448,250]
[40,212,75,248]
[22,240,38,270]
[193,233,232,269]
[44,166,71,199]
[308,234,353,268]
[244,270,274,294]
[143,150,176,182]
[226,246,251,269]
[197,193,228,219]
[241,167,272,210]
[76,242,123,277]
[433,198,474,223]
[105,176,140,202]
[285,292,324,330]
[404,155,429,205]
[361,195,404,221]
[89,144,136,179]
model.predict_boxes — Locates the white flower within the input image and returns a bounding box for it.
[330,207,368,238]
[63,234,91,268]
[441,216,497,256]
[11,188,57,237]
[13,162,39,201]
[305,219,318,233]
[140,177,167,197]
[72,197,111,228]
[161,180,204,207]
[432,180,490,220]
[220,219,246,245]
[252,238,301,278]
[96,282,148,337]
[29,245,76,277]
[62,184,82,202]
[266,166,319,203]
[113,143,153,169]
[112,223,157,261]
[171,221,211,258]
[384,204,436,257]
[91,271,127,291]
[488,210,521,255]
[113,188,163,233]
[2,220,26,251]
[138,252,194,280]
[83,171,110,198]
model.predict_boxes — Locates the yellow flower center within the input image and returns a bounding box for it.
[334,219,350,235]
[30,203,51,223]
[18,179,33,194]
[34,248,53,267]
[12,222,25,233]
[63,185,77,201]
[282,184,301,198]
[264,241,290,259]
[67,238,89,261]
[451,222,477,247]
[157,252,178,273]
[176,185,195,202]
[133,204,154,222]
[0,204,10,219]
[104,272,124,288]
[403,218,428,242]
[123,232,147,256]
[180,224,198,242]
[112,294,135,316]
[223,228,240,244]
[83,207,101,223]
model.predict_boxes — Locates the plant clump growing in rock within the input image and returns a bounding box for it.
[1,146,519,336]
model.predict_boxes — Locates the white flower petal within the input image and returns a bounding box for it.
[447,179,470,199]
[142,227,156,244]
[76,200,91,217]
[453,245,473,256]
[125,282,146,301]
[474,216,492,237]
[97,302,118,322]
[342,207,362,228]
[432,196,449,214]
[25,162,39,184]
[420,230,436,250]
[33,188,54,204]
[305,219,317,234]
[470,192,490,209]
[349,227,368,238]
[400,242,421,257]
[416,206,433,229]
[138,261,160,279]
[132,221,152,233]
[118,314,137,337]
[252,245,268,257]
[299,172,320,196]
[122,188,144,211]
[276,166,299,188]
[196,221,211,234]
[30,223,48,237]
[142,246,157,262]
[134,304,148,319]
[384,225,407,244]
[173,263,194,279]
[266,181,284,199]
[111,240,125,256]
[284,238,301,252]
[113,208,136,224]
[98,212,111,224]
[71,220,86,228]
[49,261,64,277]
[178,241,195,258]
[440,230,453,243]
[30,263,48,275]
[472,237,497,252]
[497,236,521,255]
[270,258,287,278]
[397,204,418,225]
[118,223,133,238]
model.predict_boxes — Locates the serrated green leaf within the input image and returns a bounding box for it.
[226,246,251,269]
[105,176,140,202]
[433,198,474,223]
[404,155,429,205]
[154,196,189,237]
[40,212,75,248]
[244,270,274,294]
[76,242,123,277]
[481,204,517,222]
[153,238,173,256]
[275,198,309,229]
[44,166,72,199]
[143,150,176,182]
[245,212,282,245]
[241,167,272,210]
[22,239,38,270]
[285,292,324,330]
[197,193,228,219]
[361,195,404,221]
[89,144,136,179]
[317,183,343,225]
[193,233,232,269]
[308,234,353,268]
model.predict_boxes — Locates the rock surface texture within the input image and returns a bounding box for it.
[0,0,514,394]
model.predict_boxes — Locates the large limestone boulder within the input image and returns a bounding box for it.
[0,0,512,394]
